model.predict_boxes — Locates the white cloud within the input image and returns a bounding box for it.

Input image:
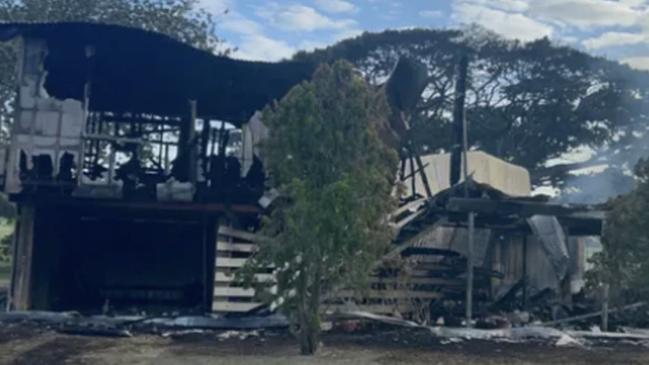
[197,0,231,14]
[314,0,357,14]
[419,10,444,19]
[257,4,356,32]
[234,34,296,61]
[207,1,297,61]
[528,0,643,29]
[453,2,553,42]
[583,32,646,50]
[220,13,263,35]
[463,0,529,12]
[623,56,649,70]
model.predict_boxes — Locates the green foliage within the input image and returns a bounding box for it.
[0,0,227,52]
[295,27,649,189]
[0,228,12,262]
[588,158,649,302]
[243,61,397,355]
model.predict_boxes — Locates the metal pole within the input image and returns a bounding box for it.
[601,284,610,331]
[466,211,475,328]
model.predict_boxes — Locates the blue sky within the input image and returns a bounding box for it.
[199,0,649,70]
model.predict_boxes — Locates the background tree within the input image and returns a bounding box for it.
[243,61,398,355]
[588,158,649,303]
[295,27,649,202]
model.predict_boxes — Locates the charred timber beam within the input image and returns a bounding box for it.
[446,197,604,219]
[450,54,469,186]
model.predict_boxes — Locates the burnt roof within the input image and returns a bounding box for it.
[0,22,315,125]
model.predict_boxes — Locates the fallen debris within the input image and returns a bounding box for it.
[540,302,646,327]
[0,311,289,336]
[334,310,649,347]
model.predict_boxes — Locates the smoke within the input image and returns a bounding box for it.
[556,125,649,205]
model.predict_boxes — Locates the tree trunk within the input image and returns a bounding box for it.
[297,263,320,355]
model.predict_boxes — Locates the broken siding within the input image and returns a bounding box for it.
[6,37,85,193]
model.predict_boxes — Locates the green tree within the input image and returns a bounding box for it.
[245,61,397,355]
[295,27,649,197]
[0,0,230,140]
[589,158,649,302]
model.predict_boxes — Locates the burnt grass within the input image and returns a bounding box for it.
[0,323,649,364]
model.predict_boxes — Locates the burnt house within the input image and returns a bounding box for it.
[0,22,606,322]
[0,22,314,314]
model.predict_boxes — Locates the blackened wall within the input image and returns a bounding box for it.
[27,201,216,314]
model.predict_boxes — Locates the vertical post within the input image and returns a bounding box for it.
[11,205,35,310]
[601,284,610,331]
[465,211,475,328]
[187,100,198,184]
[522,233,528,310]
[409,155,416,197]
[450,54,469,186]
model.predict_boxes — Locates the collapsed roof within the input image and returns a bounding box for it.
[0,22,316,125]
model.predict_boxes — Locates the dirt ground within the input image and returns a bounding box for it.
[0,323,648,365]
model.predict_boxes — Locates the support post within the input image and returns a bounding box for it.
[409,155,416,198]
[522,233,528,309]
[10,205,35,310]
[450,54,469,186]
[601,284,610,331]
[465,211,475,328]
[188,100,198,184]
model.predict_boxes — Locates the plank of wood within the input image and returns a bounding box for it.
[214,272,275,283]
[212,301,264,312]
[215,257,249,268]
[216,241,258,253]
[391,199,426,220]
[218,226,259,242]
[323,304,415,314]
[393,208,426,230]
[334,289,442,300]
[369,276,463,286]
[213,287,256,297]
[377,217,448,266]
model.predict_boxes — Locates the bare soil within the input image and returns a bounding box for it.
[0,323,648,365]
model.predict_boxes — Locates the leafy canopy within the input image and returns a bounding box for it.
[245,61,397,354]
[589,157,649,301]
[295,27,649,195]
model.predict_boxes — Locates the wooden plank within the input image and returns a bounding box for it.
[369,276,463,286]
[324,303,415,314]
[12,205,35,310]
[391,199,426,220]
[446,197,599,218]
[214,272,274,283]
[213,287,255,297]
[215,257,249,268]
[216,241,258,253]
[212,301,264,312]
[218,226,259,242]
[393,208,426,230]
[377,217,448,266]
[334,289,442,300]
